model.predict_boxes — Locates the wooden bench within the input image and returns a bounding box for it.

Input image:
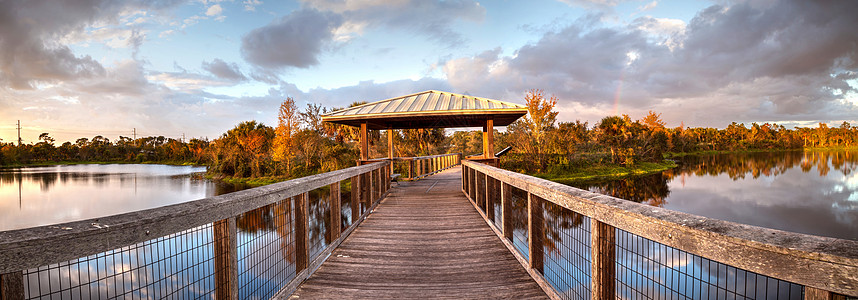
[391,173,401,185]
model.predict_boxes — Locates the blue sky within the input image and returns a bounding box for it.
[1,0,856,143]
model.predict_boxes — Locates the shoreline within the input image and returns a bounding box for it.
[529,160,679,185]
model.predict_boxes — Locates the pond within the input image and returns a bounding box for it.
[0,163,345,299]
[571,150,858,240]
[0,164,245,231]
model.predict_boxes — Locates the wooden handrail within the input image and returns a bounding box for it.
[462,160,858,298]
[0,161,388,275]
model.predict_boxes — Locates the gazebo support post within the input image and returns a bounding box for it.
[360,122,368,162]
[388,126,394,176]
[483,118,494,159]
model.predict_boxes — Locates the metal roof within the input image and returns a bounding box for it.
[322,90,528,130]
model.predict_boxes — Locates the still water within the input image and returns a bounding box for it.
[0,164,343,299]
[572,150,858,240]
[0,164,244,231]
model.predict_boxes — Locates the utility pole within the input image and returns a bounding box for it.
[17,120,22,146]
[133,128,136,140]
[182,133,185,143]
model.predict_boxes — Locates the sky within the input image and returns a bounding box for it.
[1,0,857,144]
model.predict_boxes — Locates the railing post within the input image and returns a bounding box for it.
[501,183,513,241]
[351,175,360,222]
[591,219,616,300]
[214,217,237,300]
[462,165,467,194]
[330,182,341,240]
[295,193,310,273]
[527,193,544,273]
[408,159,414,179]
[1,271,24,300]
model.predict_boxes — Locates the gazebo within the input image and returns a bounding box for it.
[321,90,528,166]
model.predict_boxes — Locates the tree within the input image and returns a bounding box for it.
[273,98,300,175]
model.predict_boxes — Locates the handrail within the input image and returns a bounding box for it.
[388,153,461,180]
[462,160,858,298]
[0,161,392,298]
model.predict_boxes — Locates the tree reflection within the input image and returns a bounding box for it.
[566,150,858,209]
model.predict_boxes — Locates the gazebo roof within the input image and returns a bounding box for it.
[322,90,528,130]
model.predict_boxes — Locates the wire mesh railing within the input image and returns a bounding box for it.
[462,161,858,300]
[0,161,392,299]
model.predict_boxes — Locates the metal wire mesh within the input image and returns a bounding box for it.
[542,200,593,300]
[489,176,502,229]
[23,224,220,299]
[340,178,353,231]
[615,228,804,300]
[509,185,529,261]
[236,197,297,299]
[308,186,331,260]
[476,171,486,213]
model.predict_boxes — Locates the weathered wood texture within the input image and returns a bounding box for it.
[463,161,858,297]
[213,218,238,300]
[591,219,615,300]
[289,167,547,299]
[0,272,24,300]
[0,162,389,275]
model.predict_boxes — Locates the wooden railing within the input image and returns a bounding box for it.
[390,153,461,180]
[0,161,392,299]
[462,161,858,299]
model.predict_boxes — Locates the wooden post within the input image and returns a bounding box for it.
[214,218,237,300]
[483,118,494,158]
[350,176,360,222]
[360,122,368,162]
[805,287,847,300]
[591,219,616,300]
[330,182,341,240]
[387,126,394,159]
[408,159,414,179]
[527,193,544,273]
[1,272,24,300]
[295,193,309,273]
[501,183,513,241]
[462,166,467,192]
[468,168,475,201]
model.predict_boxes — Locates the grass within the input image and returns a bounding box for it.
[532,160,678,185]
[204,173,287,187]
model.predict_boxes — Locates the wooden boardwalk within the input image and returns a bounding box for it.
[288,166,547,299]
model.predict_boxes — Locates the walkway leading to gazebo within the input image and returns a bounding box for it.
[287,166,548,299]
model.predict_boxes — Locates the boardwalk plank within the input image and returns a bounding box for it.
[288,166,547,299]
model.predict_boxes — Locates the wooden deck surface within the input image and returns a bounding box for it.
[288,166,547,299]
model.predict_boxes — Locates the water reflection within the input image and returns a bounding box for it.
[0,164,245,231]
[568,150,858,240]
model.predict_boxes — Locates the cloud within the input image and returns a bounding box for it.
[441,0,858,127]
[557,0,620,11]
[240,1,485,72]
[639,1,657,11]
[0,0,180,90]
[202,59,247,81]
[302,0,485,45]
[205,4,223,16]
[241,9,344,69]
[243,0,262,11]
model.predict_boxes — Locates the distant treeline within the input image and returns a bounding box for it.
[3,90,856,179]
